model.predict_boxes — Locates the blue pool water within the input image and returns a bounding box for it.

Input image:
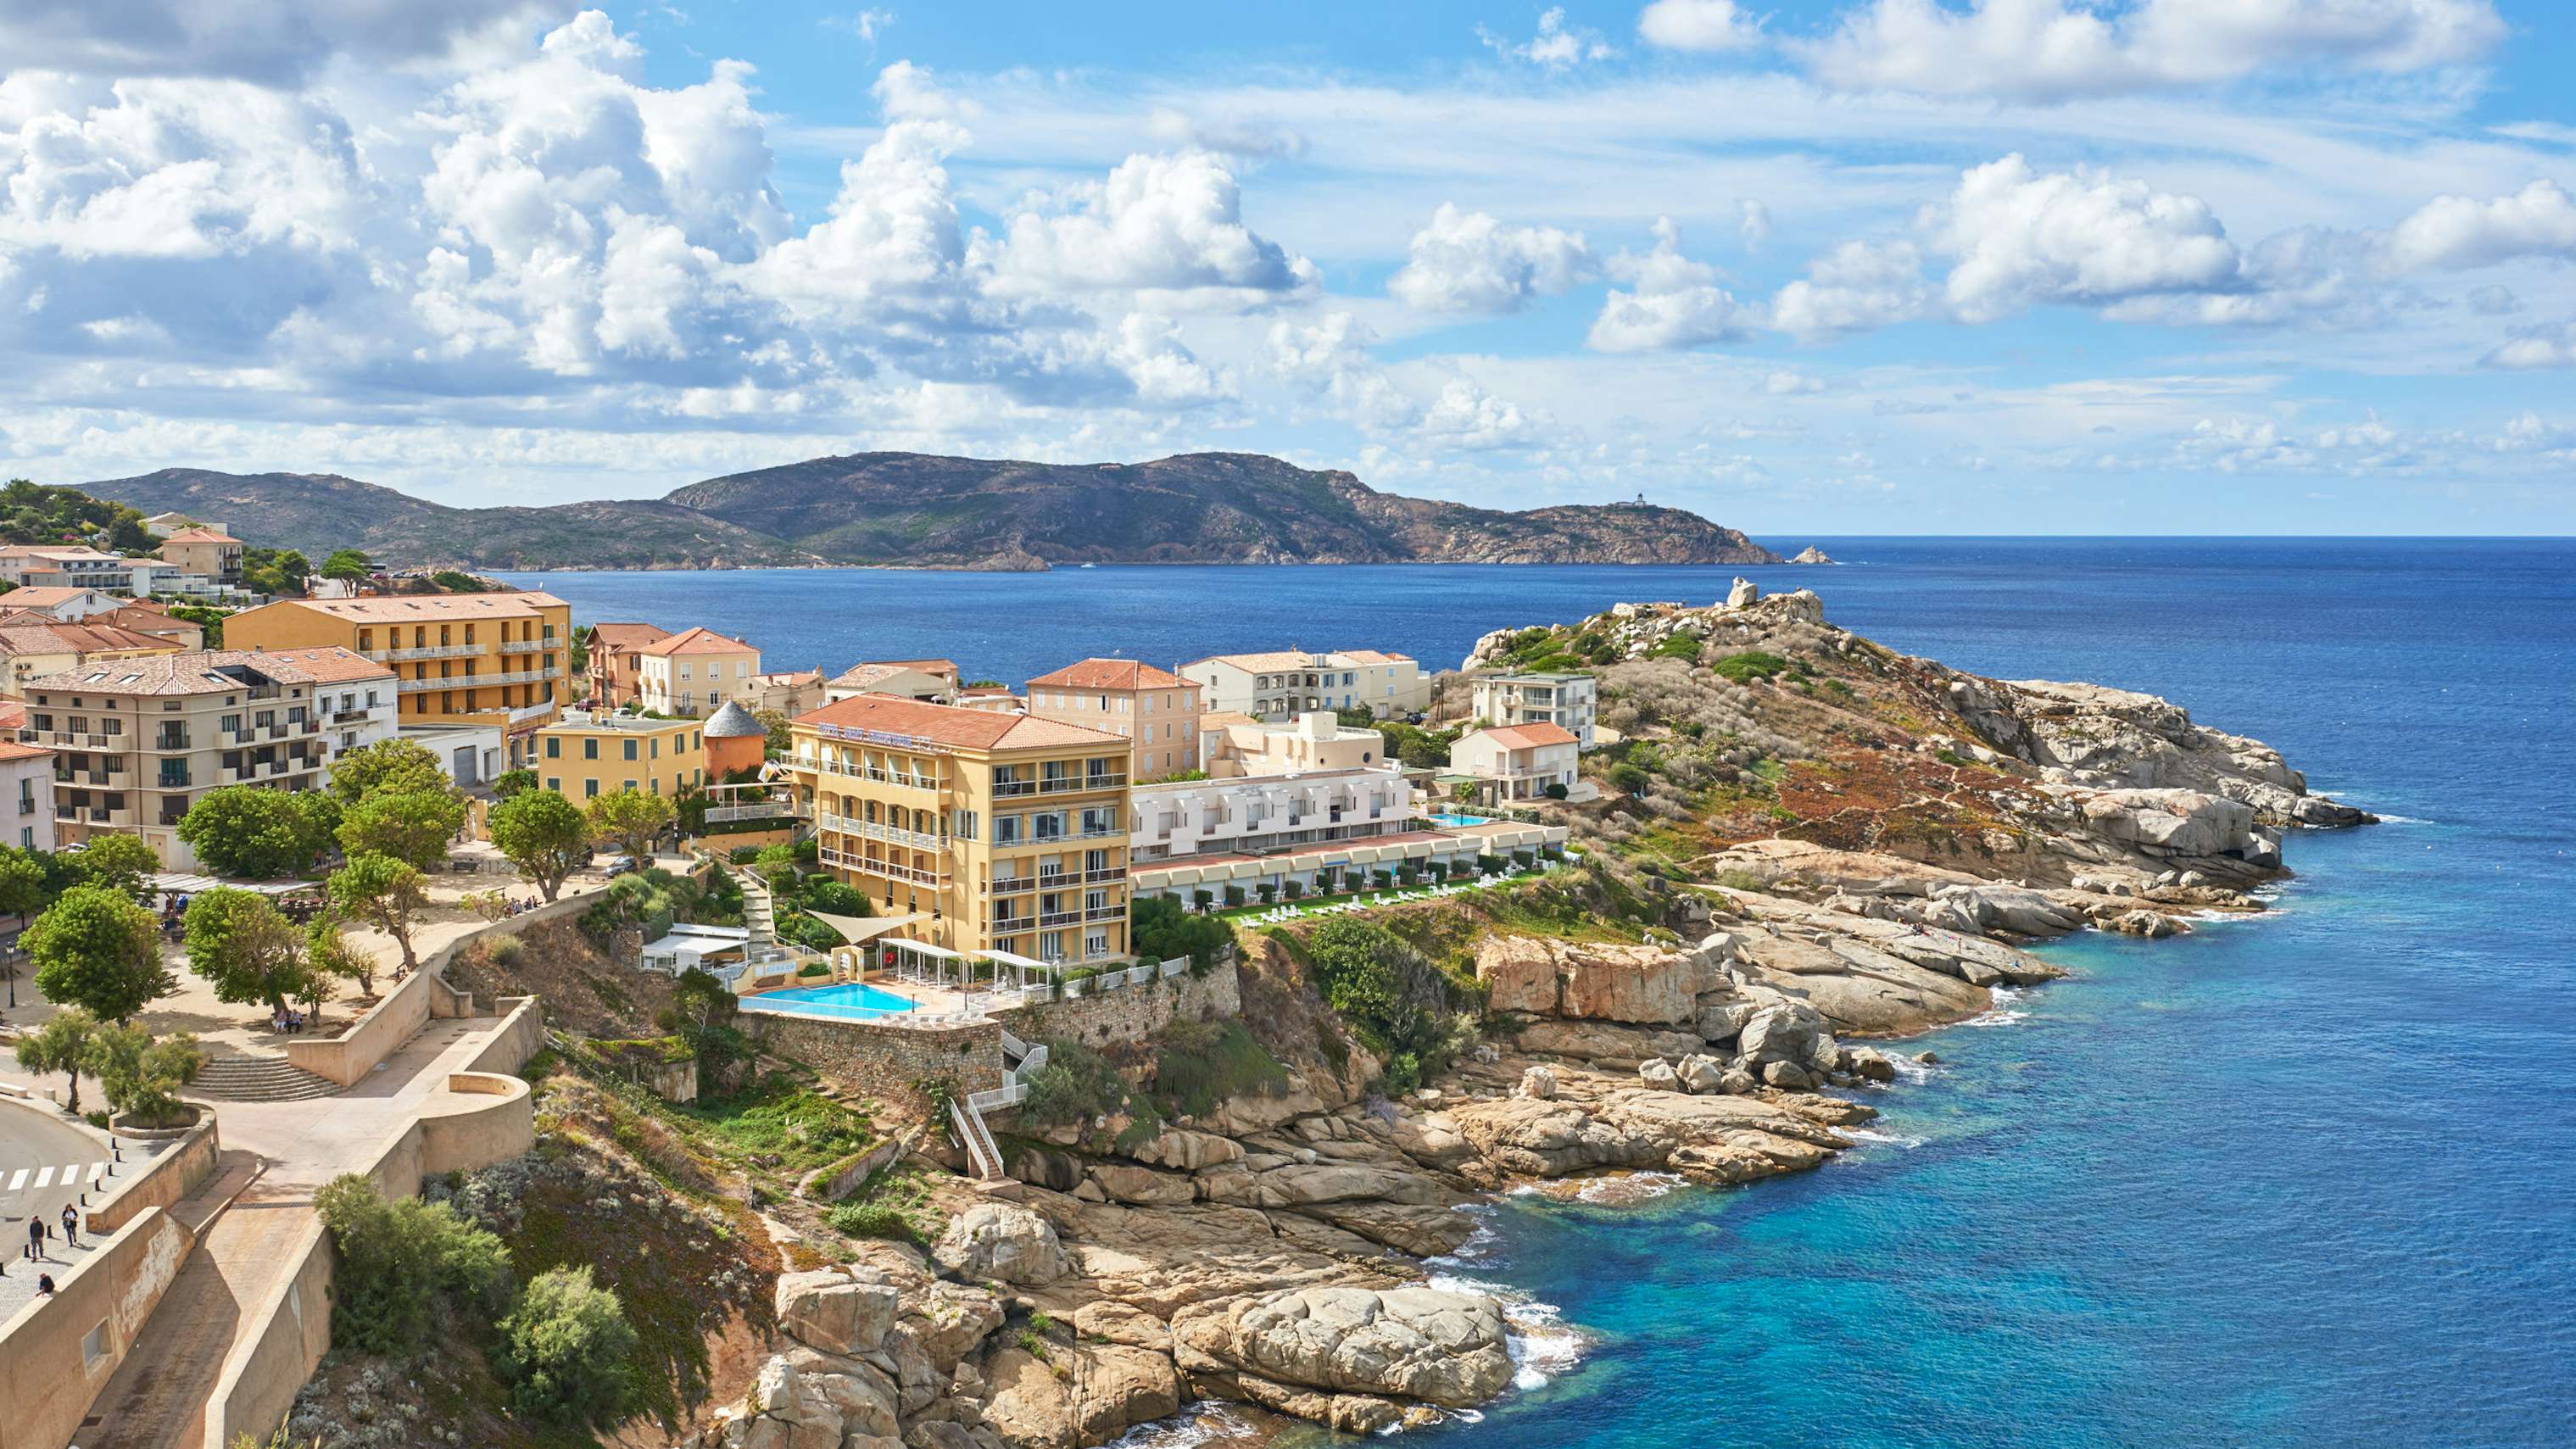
[1428,812,1492,828]
[505,540,2576,1447]
[738,981,921,1022]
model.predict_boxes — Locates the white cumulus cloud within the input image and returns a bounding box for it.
[986,149,1316,306]
[1769,240,1931,337]
[1932,153,2244,322]
[1636,0,1764,51]
[1388,203,1594,315]
[1586,218,1750,351]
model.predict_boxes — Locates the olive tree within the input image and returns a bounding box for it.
[26,883,173,1023]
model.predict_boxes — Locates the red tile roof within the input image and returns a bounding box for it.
[795,693,1127,753]
[639,625,756,657]
[247,645,397,683]
[1473,723,1578,749]
[1028,657,1187,690]
[588,621,672,650]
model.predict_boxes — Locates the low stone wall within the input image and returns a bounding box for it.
[206,1213,334,1449]
[1001,957,1241,1051]
[747,1012,1004,1106]
[288,961,438,1086]
[0,1205,194,1449]
[460,995,544,1078]
[203,1071,535,1448]
[88,1114,222,1234]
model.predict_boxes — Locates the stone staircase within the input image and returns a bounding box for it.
[743,872,778,947]
[187,1053,342,1102]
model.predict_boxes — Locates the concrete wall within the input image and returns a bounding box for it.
[0,1207,194,1449]
[205,1214,333,1449]
[1002,957,1241,1051]
[418,1073,536,1175]
[747,1012,1004,1107]
[87,1115,221,1234]
[460,995,544,1077]
[288,960,438,1085]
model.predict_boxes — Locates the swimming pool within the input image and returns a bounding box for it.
[1427,812,1492,828]
[738,981,922,1022]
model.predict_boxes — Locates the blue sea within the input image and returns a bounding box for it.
[499,539,2576,1448]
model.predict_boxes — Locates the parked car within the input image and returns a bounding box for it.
[603,855,640,878]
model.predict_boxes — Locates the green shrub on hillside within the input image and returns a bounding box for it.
[315,1173,512,1353]
[497,1265,642,1427]
[1711,650,1792,684]
[1153,1018,1288,1117]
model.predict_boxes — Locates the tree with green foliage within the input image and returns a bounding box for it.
[184,888,314,1013]
[13,1008,96,1112]
[306,915,377,999]
[164,602,227,647]
[327,737,454,805]
[86,1021,204,1126]
[72,833,160,900]
[337,789,466,872]
[488,788,588,902]
[314,1173,512,1353]
[176,785,339,878]
[586,788,673,862]
[27,884,171,1022]
[429,569,483,593]
[752,706,793,755]
[0,849,52,1007]
[319,548,376,582]
[498,1265,642,1427]
[329,852,427,973]
[491,767,538,800]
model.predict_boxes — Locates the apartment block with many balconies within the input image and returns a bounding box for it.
[1177,648,1427,722]
[221,592,572,766]
[15,649,370,867]
[783,694,1133,968]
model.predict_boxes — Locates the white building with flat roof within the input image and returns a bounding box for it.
[1200,710,1390,777]
[1129,764,1415,868]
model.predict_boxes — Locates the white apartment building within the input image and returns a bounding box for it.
[1129,765,1416,868]
[0,741,55,852]
[1469,672,1599,749]
[1177,649,1427,722]
[634,627,761,718]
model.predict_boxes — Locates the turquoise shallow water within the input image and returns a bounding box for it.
[506,539,2576,1446]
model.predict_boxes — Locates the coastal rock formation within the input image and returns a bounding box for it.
[1789,546,1837,564]
[1171,1286,1514,1408]
[934,1204,1070,1285]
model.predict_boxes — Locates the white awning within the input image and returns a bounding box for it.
[149,872,310,898]
[811,911,919,945]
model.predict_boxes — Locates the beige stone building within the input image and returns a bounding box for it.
[1024,658,1202,781]
[1199,709,1391,777]
[635,627,761,718]
[0,618,183,694]
[155,527,244,586]
[222,592,572,766]
[16,649,364,867]
[824,659,960,705]
[1448,722,1581,805]
[583,621,672,708]
[784,694,1132,967]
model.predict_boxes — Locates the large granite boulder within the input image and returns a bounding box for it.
[1172,1285,1514,1408]
[775,1267,901,1355]
[1475,937,1709,1024]
[932,1203,1068,1285]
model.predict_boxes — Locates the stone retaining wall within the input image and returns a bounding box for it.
[1001,957,1241,1051]
[747,1012,1004,1107]
[88,1114,222,1234]
[0,1205,193,1449]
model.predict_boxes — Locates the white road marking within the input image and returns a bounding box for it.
[3,1169,23,1191]
[32,1167,53,1189]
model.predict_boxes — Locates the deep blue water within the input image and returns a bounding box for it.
[500,540,2576,1448]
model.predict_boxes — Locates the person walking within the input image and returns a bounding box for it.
[61,1205,79,1248]
[28,1217,45,1262]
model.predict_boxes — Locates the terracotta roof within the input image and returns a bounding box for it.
[795,693,1128,753]
[87,605,198,636]
[0,620,181,655]
[247,645,397,683]
[115,597,173,616]
[588,621,672,650]
[1339,649,1414,664]
[158,527,240,543]
[753,669,820,685]
[1028,658,1187,690]
[1469,722,1578,750]
[0,699,24,730]
[638,625,756,657]
[833,658,957,680]
[828,661,949,690]
[251,591,570,622]
[0,545,122,563]
[2,587,113,609]
[23,649,319,696]
[0,740,49,763]
[703,700,766,738]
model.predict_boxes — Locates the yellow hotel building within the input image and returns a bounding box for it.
[784,694,1133,967]
[224,592,572,766]
[537,711,705,802]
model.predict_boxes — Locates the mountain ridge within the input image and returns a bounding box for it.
[81,451,1781,571]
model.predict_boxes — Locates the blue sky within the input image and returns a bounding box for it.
[2,0,2572,533]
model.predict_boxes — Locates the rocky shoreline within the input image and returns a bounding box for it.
[692,588,2372,1449]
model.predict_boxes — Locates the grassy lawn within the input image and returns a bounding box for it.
[1202,864,1558,922]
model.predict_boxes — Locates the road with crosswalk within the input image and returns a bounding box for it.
[0,1093,128,1316]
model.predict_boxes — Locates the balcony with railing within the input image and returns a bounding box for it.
[818,844,947,887]
[499,638,548,655]
[1084,906,1125,922]
[818,812,946,850]
[800,755,942,794]
[1084,866,1127,883]
[1038,772,1129,795]
[20,728,118,750]
[507,700,556,724]
[365,642,484,662]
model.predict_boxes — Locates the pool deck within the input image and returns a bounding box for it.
[735,974,1018,1024]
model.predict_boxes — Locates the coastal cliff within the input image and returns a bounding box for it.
[655,586,2368,1449]
[83,453,1778,571]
